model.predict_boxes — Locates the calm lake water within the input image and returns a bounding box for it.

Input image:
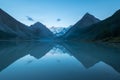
[0,41,120,80]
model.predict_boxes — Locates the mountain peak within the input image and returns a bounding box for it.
[64,13,101,38]
[82,13,98,20]
[30,22,54,38]
[74,13,100,28]
[32,22,46,27]
[84,12,91,16]
[30,22,49,30]
[34,22,43,25]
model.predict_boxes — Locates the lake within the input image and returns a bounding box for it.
[0,41,120,80]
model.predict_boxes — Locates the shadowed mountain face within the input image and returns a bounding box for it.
[0,9,54,40]
[64,10,120,42]
[0,41,54,72]
[0,30,16,39]
[30,22,54,39]
[73,13,100,28]
[0,9,34,40]
[64,13,100,39]
[86,9,120,42]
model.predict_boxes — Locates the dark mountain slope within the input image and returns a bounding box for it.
[64,13,100,39]
[0,9,35,39]
[64,10,120,42]
[30,22,54,39]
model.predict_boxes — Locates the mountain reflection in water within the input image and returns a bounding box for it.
[0,41,120,80]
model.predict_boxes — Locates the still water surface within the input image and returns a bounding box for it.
[0,41,120,80]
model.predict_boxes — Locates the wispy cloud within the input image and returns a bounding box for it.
[57,18,61,22]
[26,16,34,21]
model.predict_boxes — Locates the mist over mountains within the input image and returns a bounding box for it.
[0,8,120,42]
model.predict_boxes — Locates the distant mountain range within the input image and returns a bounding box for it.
[0,8,120,42]
[50,26,71,37]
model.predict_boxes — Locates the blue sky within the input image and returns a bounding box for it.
[0,0,120,28]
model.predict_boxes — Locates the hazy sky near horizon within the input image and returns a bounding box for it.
[0,0,120,28]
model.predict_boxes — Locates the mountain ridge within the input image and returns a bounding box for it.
[63,13,101,39]
[30,22,54,39]
[0,9,54,40]
[64,9,120,42]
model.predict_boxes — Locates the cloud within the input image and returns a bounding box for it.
[26,16,34,21]
[57,18,61,22]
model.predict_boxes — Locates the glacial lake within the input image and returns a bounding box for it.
[0,41,120,80]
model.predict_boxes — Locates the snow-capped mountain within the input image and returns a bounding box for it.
[50,26,71,36]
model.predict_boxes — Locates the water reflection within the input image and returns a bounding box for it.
[0,41,120,80]
[62,42,120,72]
[0,41,54,72]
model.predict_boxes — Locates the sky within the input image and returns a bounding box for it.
[0,0,120,28]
